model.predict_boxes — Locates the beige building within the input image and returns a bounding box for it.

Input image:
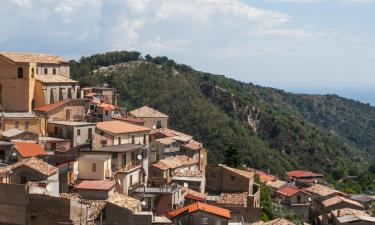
[78,154,112,180]
[47,121,95,147]
[130,106,169,129]
[0,112,42,134]
[94,120,151,149]
[0,52,78,112]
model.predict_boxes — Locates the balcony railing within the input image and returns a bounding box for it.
[123,160,141,171]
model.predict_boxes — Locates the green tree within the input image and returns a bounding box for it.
[223,143,242,168]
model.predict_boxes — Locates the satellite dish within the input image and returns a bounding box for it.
[141,200,147,206]
[137,154,143,160]
[183,182,188,188]
[152,125,156,130]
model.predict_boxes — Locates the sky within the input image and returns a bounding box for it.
[1,0,375,104]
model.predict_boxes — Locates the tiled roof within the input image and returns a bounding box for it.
[305,184,338,197]
[150,128,192,139]
[1,128,29,138]
[258,172,276,183]
[2,112,38,118]
[264,218,295,225]
[96,102,116,110]
[75,180,116,191]
[277,186,306,197]
[152,155,197,171]
[331,208,369,218]
[113,115,145,125]
[287,170,323,178]
[130,106,169,118]
[8,157,57,176]
[107,193,140,212]
[0,52,67,64]
[34,99,69,112]
[13,141,46,158]
[182,187,207,202]
[96,120,151,134]
[322,196,364,208]
[220,164,255,180]
[167,202,231,219]
[266,180,287,189]
[217,192,248,206]
[351,194,375,203]
[49,121,95,126]
[182,140,203,151]
[35,74,77,83]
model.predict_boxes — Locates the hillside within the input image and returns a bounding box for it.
[70,51,375,193]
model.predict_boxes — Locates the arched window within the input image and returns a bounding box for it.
[52,68,56,75]
[44,68,48,74]
[17,67,24,78]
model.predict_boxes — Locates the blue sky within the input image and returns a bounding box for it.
[1,0,375,104]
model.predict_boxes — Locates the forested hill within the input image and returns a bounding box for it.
[70,51,375,193]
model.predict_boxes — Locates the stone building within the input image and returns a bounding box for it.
[0,52,77,112]
[130,106,169,129]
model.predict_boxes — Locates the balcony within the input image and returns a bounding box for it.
[123,160,142,172]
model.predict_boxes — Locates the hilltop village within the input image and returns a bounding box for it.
[0,52,374,225]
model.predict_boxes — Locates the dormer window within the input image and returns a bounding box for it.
[52,68,56,75]
[17,67,24,78]
[44,68,48,74]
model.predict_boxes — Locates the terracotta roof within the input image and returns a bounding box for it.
[113,116,145,125]
[107,193,140,212]
[181,187,207,202]
[13,141,47,158]
[264,218,295,225]
[217,192,248,206]
[96,120,151,135]
[258,172,276,183]
[305,184,338,197]
[152,155,197,171]
[287,170,323,178]
[34,99,69,112]
[130,106,169,118]
[331,208,369,218]
[167,202,230,219]
[150,128,192,139]
[266,180,287,189]
[277,186,306,197]
[182,140,203,151]
[75,180,116,191]
[0,52,67,64]
[220,164,255,180]
[96,102,116,110]
[7,157,57,176]
[322,196,364,208]
[35,74,77,83]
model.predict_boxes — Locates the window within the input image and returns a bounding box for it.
[36,68,39,74]
[156,120,162,128]
[21,176,27,184]
[52,68,56,75]
[15,121,19,128]
[88,128,92,140]
[200,218,208,225]
[92,163,96,172]
[131,135,135,144]
[131,151,135,161]
[118,137,121,145]
[105,110,109,116]
[25,121,29,129]
[100,140,107,147]
[143,134,147,144]
[122,154,127,166]
[51,143,56,151]
[230,175,235,181]
[31,68,35,78]
[17,67,24,78]
[77,129,81,136]
[297,195,301,203]
[65,109,71,121]
[44,68,48,74]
